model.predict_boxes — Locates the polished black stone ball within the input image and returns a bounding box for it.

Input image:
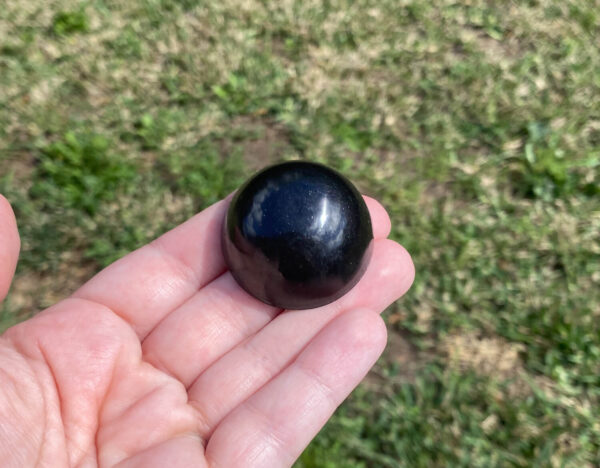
[222,161,373,309]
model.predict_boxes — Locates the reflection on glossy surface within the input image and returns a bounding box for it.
[222,161,373,309]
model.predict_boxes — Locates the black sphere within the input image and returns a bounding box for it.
[222,161,373,309]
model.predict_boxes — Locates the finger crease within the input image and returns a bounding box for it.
[149,238,201,292]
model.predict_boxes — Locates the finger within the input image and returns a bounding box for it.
[188,239,414,436]
[363,196,391,239]
[141,197,390,387]
[205,308,387,468]
[0,195,20,302]
[72,198,230,338]
[141,274,280,388]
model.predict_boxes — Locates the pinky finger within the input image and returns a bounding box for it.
[205,308,387,468]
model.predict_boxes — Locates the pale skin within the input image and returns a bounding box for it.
[0,193,414,468]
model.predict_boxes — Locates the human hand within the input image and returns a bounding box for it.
[0,193,414,468]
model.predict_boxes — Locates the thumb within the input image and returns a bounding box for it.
[0,195,20,302]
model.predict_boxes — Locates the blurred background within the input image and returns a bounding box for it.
[1,0,599,466]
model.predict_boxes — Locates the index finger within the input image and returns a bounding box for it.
[72,195,390,340]
[72,198,230,338]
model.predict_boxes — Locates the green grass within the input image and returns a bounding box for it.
[1,0,599,466]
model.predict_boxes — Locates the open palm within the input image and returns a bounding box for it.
[0,193,414,468]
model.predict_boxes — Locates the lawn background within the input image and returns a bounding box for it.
[1,0,599,466]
